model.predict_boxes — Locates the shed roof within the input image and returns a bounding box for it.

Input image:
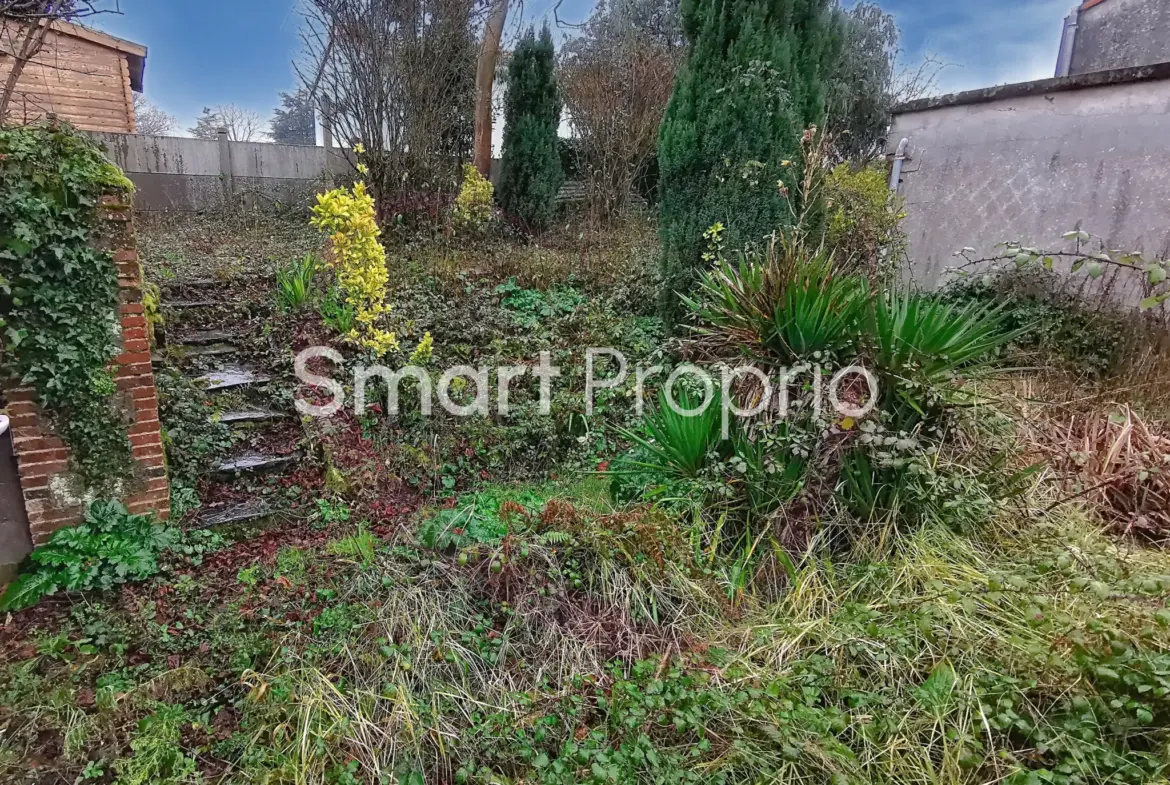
[52,19,148,92]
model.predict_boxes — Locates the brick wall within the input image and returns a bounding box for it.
[2,192,170,545]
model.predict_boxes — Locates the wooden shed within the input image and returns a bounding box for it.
[0,18,146,132]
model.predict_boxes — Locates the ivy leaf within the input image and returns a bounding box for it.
[3,237,32,257]
[1139,294,1169,311]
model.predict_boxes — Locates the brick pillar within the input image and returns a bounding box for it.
[3,192,170,546]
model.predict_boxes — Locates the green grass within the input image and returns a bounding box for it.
[1,489,1167,784]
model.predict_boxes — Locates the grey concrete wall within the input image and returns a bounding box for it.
[87,132,351,212]
[1071,0,1170,75]
[889,73,1170,299]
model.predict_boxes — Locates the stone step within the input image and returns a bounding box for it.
[153,343,236,367]
[164,300,217,310]
[215,453,295,475]
[184,343,237,358]
[193,498,270,529]
[176,329,235,346]
[195,364,271,392]
[217,409,286,425]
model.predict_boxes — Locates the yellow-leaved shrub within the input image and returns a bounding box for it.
[452,163,494,232]
[310,181,398,356]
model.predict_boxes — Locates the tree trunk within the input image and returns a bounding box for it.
[473,0,508,178]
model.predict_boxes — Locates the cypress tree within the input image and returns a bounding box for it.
[498,24,564,231]
[658,0,841,320]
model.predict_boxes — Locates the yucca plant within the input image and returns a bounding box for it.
[682,237,814,352]
[682,252,783,349]
[764,263,869,363]
[868,289,1023,417]
[619,387,726,480]
[276,254,319,311]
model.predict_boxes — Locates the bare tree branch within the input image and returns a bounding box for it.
[296,0,484,224]
[559,0,683,223]
[132,93,177,135]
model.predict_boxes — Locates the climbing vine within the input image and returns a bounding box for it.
[0,122,135,494]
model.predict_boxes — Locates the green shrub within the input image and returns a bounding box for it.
[0,501,219,611]
[658,0,842,321]
[452,163,495,233]
[497,25,564,231]
[823,162,906,279]
[940,271,1131,380]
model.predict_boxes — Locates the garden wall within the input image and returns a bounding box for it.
[1,193,170,551]
[888,63,1170,299]
[86,130,351,212]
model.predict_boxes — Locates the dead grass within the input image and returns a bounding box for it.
[137,210,322,284]
[396,217,660,294]
[1023,403,1170,544]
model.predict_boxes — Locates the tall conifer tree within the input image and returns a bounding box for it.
[498,24,564,231]
[658,0,841,319]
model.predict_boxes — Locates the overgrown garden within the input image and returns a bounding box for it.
[2,1,1170,784]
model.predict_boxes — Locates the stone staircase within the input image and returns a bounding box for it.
[157,278,300,530]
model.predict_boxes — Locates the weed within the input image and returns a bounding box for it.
[114,704,197,785]
[319,284,358,335]
[327,525,378,567]
[275,253,318,311]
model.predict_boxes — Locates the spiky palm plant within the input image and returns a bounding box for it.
[868,290,1023,417]
[764,263,869,362]
[620,388,725,479]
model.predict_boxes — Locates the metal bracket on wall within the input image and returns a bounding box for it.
[888,138,912,192]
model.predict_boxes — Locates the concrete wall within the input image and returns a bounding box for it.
[87,131,351,211]
[889,67,1170,298]
[1071,0,1170,75]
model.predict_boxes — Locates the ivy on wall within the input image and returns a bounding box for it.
[0,121,136,495]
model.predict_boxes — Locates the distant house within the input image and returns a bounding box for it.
[1056,0,1170,77]
[0,18,147,132]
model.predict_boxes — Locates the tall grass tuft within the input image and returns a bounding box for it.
[275,253,318,312]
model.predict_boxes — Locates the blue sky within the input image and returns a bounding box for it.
[93,0,1071,135]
